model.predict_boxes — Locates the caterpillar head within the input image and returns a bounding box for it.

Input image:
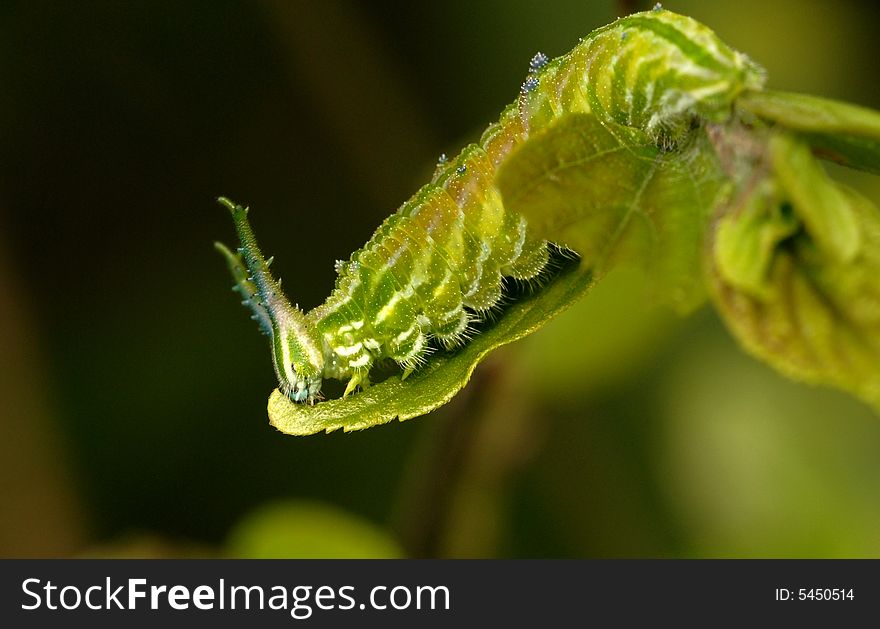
[270,310,324,403]
[217,197,324,404]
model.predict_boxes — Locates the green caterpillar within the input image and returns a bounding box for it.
[216,7,765,404]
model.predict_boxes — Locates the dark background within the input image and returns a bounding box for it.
[2,0,880,558]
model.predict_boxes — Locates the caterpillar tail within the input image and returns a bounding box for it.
[216,197,325,404]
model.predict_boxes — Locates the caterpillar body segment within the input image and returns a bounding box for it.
[310,141,551,397]
[218,9,765,404]
[518,9,765,141]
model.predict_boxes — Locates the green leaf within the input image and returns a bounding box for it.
[496,113,728,312]
[709,183,880,410]
[225,500,403,558]
[771,133,861,262]
[739,90,880,174]
[714,178,799,299]
[268,257,593,435]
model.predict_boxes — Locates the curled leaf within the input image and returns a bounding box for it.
[496,113,728,312]
[714,178,799,298]
[709,183,880,410]
[771,133,860,263]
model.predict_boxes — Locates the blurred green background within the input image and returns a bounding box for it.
[2,0,879,558]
